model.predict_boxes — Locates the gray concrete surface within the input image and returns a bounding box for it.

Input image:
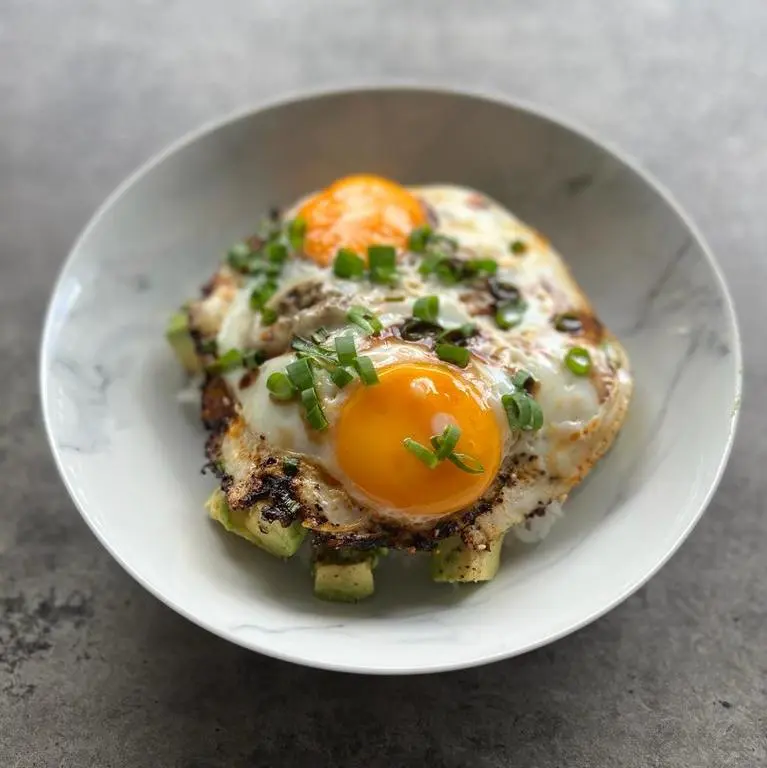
[1,1,765,765]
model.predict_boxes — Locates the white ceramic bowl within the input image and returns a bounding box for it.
[40,87,741,674]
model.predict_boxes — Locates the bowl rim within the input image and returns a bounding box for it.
[39,83,743,675]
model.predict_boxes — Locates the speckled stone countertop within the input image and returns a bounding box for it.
[1,2,764,766]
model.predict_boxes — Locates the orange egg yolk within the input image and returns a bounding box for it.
[334,363,503,517]
[297,174,427,266]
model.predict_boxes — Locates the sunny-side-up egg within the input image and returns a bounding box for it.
[186,173,632,554]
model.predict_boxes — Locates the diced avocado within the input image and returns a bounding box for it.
[312,548,378,603]
[431,535,505,583]
[166,309,201,374]
[205,488,306,558]
[313,560,375,603]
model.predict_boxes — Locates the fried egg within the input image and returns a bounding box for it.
[189,174,632,550]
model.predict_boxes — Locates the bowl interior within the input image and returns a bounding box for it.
[41,89,740,673]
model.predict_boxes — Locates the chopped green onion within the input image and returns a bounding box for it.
[503,391,533,430]
[510,239,528,255]
[430,234,459,255]
[367,245,398,284]
[301,388,328,430]
[496,300,527,330]
[333,248,366,279]
[529,398,544,431]
[502,389,544,432]
[354,356,379,385]
[287,217,307,251]
[430,424,461,460]
[565,346,592,376]
[407,225,433,253]
[438,323,476,345]
[554,313,583,333]
[252,260,283,278]
[435,342,470,368]
[488,277,521,302]
[465,258,498,276]
[249,280,278,310]
[311,327,330,343]
[242,349,265,369]
[260,307,278,326]
[227,241,252,271]
[291,336,337,367]
[282,456,299,475]
[434,258,461,285]
[206,349,243,375]
[199,338,218,355]
[511,369,534,391]
[413,295,439,323]
[335,335,357,366]
[418,252,443,277]
[347,305,383,335]
[286,358,314,391]
[266,371,296,400]
[447,452,485,474]
[330,366,355,389]
[400,318,443,341]
[403,438,439,469]
[266,242,288,264]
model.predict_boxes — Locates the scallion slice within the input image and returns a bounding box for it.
[249,280,277,311]
[266,371,295,400]
[260,307,278,326]
[266,242,288,264]
[418,252,443,277]
[311,327,330,343]
[206,349,243,375]
[227,241,252,271]
[286,358,314,391]
[430,424,461,460]
[354,355,378,385]
[434,259,461,285]
[495,301,527,330]
[465,258,498,276]
[407,225,433,253]
[511,369,534,391]
[503,391,533,430]
[438,323,476,345]
[400,317,442,341]
[435,342,470,368]
[282,456,299,475]
[367,245,397,284]
[333,248,366,279]
[301,388,328,430]
[329,366,355,389]
[287,217,306,251]
[403,438,439,469]
[430,233,459,255]
[335,335,357,366]
[291,336,337,368]
[565,346,592,376]
[413,295,439,323]
[447,452,485,474]
[347,305,383,335]
[488,277,521,303]
[242,349,265,369]
[529,398,544,431]
[554,312,583,333]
